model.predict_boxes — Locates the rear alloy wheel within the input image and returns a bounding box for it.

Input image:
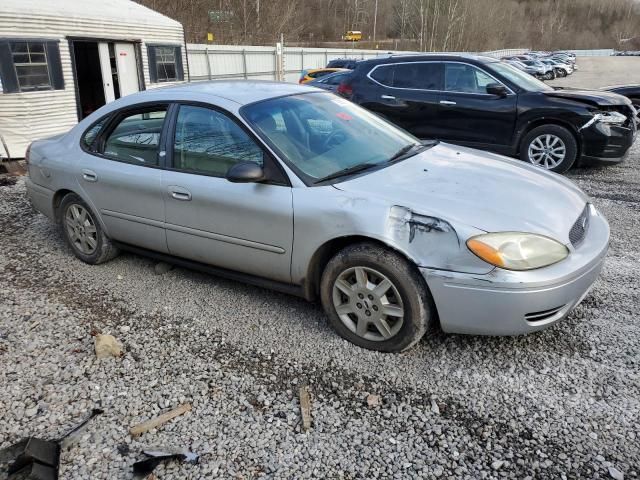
[59,193,119,264]
[520,125,578,173]
[320,243,433,352]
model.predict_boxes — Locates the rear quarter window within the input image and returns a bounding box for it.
[81,117,108,150]
[369,65,395,86]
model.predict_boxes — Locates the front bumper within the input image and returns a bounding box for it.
[581,118,637,164]
[421,207,609,336]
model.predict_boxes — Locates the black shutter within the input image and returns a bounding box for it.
[174,46,184,81]
[0,41,19,93]
[45,41,64,90]
[147,45,158,83]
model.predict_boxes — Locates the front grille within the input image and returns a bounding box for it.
[569,204,590,248]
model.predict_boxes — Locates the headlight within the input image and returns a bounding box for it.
[467,232,569,271]
[594,111,627,125]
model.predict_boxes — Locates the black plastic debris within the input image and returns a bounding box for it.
[0,409,103,480]
[133,447,199,477]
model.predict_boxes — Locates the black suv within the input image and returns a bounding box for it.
[338,54,637,172]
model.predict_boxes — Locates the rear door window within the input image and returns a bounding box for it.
[101,108,167,165]
[392,62,443,90]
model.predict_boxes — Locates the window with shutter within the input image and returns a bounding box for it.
[0,38,64,93]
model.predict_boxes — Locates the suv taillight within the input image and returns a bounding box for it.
[337,82,353,98]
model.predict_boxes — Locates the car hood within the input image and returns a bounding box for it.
[335,143,588,244]
[545,88,631,107]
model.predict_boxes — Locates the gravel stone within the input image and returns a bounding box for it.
[1,139,640,478]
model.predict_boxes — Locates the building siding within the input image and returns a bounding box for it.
[0,11,187,158]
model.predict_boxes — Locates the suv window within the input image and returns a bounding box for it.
[369,64,395,86]
[444,63,496,94]
[393,63,443,90]
[370,62,443,90]
[102,108,167,165]
[173,105,263,176]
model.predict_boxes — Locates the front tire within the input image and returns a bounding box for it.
[520,124,578,173]
[320,243,433,352]
[59,193,119,264]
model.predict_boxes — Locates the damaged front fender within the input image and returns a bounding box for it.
[386,205,492,274]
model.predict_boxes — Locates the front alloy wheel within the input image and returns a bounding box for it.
[520,124,578,173]
[332,266,404,341]
[320,242,433,352]
[527,134,566,170]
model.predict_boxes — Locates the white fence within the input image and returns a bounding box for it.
[186,45,619,84]
[187,44,412,83]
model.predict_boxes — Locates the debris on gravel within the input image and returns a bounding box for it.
[1,142,639,478]
[94,334,123,359]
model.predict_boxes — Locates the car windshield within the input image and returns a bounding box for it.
[242,93,422,184]
[490,62,553,92]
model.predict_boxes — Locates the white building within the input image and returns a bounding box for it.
[0,0,188,159]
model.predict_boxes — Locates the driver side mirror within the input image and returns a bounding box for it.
[226,162,266,183]
[486,83,508,97]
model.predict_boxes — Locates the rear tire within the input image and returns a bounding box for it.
[520,124,578,174]
[320,242,433,352]
[59,193,119,264]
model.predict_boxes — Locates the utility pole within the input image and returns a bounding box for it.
[373,0,378,43]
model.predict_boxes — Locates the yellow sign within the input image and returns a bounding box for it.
[207,33,215,42]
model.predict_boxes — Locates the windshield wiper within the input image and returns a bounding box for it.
[314,162,380,184]
[387,142,431,163]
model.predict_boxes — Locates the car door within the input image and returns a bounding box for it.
[363,62,443,139]
[76,105,169,253]
[161,103,294,283]
[438,62,517,147]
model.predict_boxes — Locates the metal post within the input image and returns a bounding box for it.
[301,49,304,70]
[373,0,378,43]
[274,47,278,81]
[205,48,212,81]
[325,50,328,66]
[242,49,248,80]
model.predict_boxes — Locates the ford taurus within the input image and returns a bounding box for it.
[25,81,609,352]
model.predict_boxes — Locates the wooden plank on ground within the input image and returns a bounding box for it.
[129,403,192,438]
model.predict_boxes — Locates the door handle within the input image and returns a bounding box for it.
[440,100,457,106]
[381,95,396,100]
[82,169,98,182]
[168,186,192,201]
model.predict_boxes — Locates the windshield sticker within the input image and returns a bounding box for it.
[336,112,353,121]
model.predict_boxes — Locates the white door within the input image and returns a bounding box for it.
[98,43,115,103]
[114,43,140,97]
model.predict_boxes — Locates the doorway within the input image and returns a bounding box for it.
[72,42,106,118]
[71,39,141,120]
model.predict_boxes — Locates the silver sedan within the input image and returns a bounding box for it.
[25,81,609,352]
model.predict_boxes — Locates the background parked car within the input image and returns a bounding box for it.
[299,67,347,84]
[504,59,546,79]
[539,59,572,77]
[338,54,636,173]
[307,71,353,92]
[326,58,360,69]
[601,85,640,115]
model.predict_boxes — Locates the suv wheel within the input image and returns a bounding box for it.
[520,125,578,173]
[320,243,434,352]
[59,193,119,264]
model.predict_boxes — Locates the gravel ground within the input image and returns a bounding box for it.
[1,141,639,479]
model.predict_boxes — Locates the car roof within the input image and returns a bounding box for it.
[137,80,319,106]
